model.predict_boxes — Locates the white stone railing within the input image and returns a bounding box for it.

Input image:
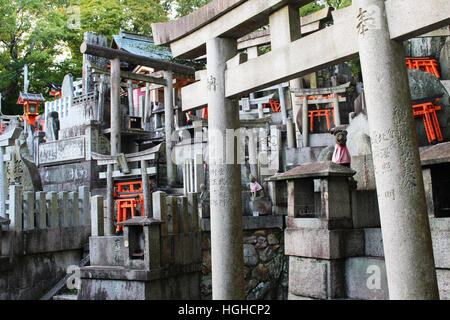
[44,96,72,122]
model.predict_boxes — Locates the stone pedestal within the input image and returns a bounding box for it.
[277,162,363,299]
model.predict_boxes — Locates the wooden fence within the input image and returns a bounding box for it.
[6,185,91,231]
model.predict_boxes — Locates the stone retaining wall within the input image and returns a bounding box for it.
[0,226,90,299]
[200,227,288,300]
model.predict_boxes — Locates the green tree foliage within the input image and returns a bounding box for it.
[300,2,326,17]
[0,0,65,113]
[300,0,352,16]
[323,0,352,9]
[172,0,212,17]
[0,0,171,114]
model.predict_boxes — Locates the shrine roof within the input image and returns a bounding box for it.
[112,32,172,60]
[111,31,205,70]
[17,92,45,103]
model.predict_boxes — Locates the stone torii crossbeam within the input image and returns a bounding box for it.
[152,0,449,300]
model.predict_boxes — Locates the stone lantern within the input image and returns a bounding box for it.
[275,161,356,229]
[118,216,162,270]
[275,162,364,299]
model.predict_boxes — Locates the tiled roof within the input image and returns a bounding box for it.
[18,92,45,102]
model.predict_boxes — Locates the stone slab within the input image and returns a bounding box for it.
[431,230,450,269]
[345,257,389,300]
[288,256,345,299]
[364,228,384,258]
[351,155,376,191]
[89,236,124,267]
[78,278,151,300]
[364,227,450,270]
[429,217,450,231]
[285,227,364,259]
[39,137,86,165]
[437,269,450,300]
[351,190,381,228]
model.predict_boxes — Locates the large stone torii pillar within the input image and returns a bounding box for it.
[357,0,439,299]
[207,37,245,300]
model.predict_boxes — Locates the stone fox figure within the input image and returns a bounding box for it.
[332,129,351,167]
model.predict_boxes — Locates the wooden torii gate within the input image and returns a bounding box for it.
[152,0,449,300]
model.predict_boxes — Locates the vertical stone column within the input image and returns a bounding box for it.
[357,0,438,299]
[106,57,119,235]
[290,78,302,136]
[105,164,114,236]
[286,118,296,148]
[332,93,341,126]
[269,4,300,127]
[91,195,104,237]
[248,128,258,177]
[269,5,300,51]
[144,83,151,123]
[110,58,121,167]
[302,95,309,147]
[127,80,134,117]
[164,70,177,186]
[141,159,152,217]
[97,74,105,123]
[277,84,287,125]
[0,146,5,219]
[207,37,245,300]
